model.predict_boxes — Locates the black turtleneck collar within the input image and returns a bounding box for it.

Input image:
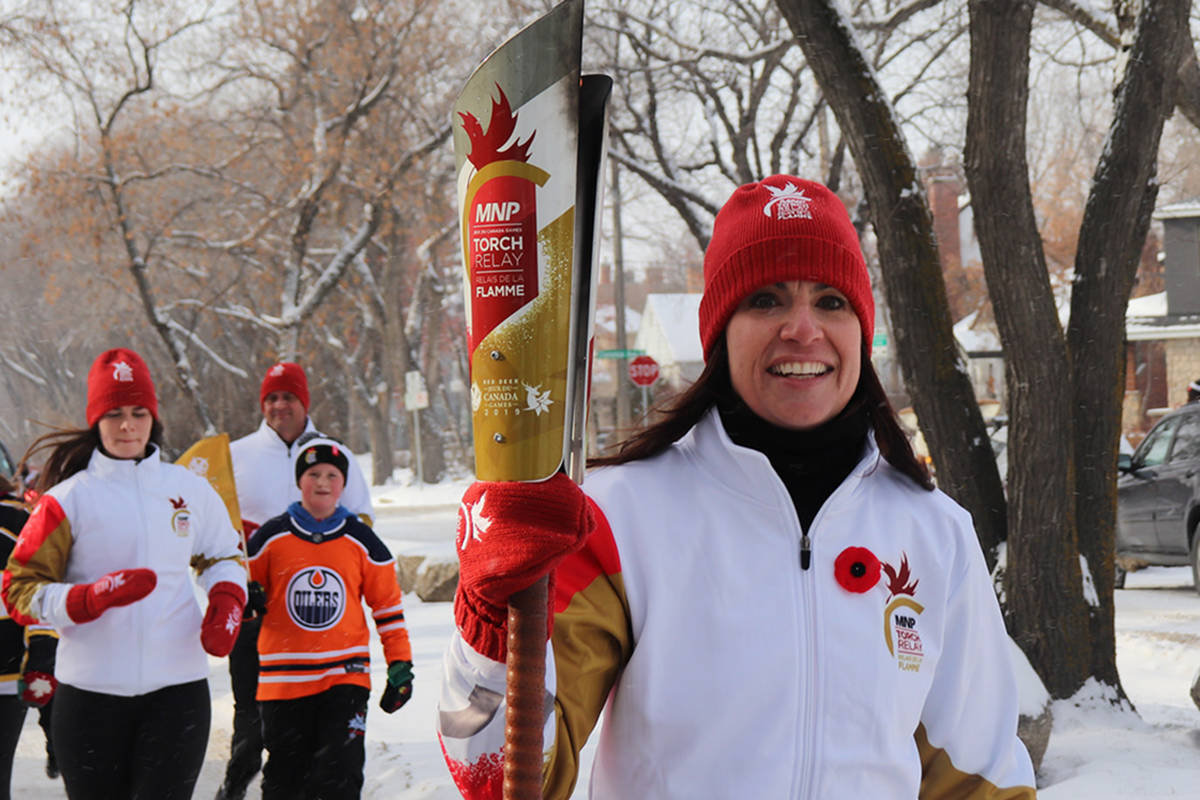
[718,386,871,533]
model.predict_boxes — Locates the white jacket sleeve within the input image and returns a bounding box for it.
[916,532,1036,798]
[190,479,247,594]
[341,449,375,525]
[437,632,557,800]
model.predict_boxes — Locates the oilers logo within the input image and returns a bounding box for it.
[286,567,347,630]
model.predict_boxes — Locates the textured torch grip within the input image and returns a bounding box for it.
[503,575,548,800]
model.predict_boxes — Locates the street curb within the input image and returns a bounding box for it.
[373,502,459,516]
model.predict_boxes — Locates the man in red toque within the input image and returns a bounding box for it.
[214,362,374,800]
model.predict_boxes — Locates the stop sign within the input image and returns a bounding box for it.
[628,355,659,387]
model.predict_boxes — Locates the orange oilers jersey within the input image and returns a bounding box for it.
[247,511,412,702]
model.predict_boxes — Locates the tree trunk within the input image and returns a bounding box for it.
[363,389,394,488]
[963,0,1091,698]
[776,0,1009,563]
[416,406,446,484]
[1068,0,1191,691]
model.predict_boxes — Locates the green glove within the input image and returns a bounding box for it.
[380,660,413,713]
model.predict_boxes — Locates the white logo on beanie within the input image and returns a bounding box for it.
[763,183,813,220]
[458,491,493,551]
[269,364,285,376]
[112,361,134,382]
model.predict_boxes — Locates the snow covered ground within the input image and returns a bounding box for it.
[8,466,1200,798]
[1039,566,1200,798]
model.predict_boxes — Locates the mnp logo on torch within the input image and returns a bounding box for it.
[459,85,550,353]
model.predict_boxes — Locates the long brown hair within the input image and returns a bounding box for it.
[22,419,165,494]
[589,338,933,491]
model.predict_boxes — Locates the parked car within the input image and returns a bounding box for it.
[1116,403,1200,594]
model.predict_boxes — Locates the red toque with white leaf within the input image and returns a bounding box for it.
[85,348,158,427]
[260,362,310,411]
[698,175,874,362]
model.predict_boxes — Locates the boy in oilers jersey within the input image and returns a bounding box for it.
[247,433,413,799]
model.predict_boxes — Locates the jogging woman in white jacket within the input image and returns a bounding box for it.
[3,347,246,800]
[437,176,1037,799]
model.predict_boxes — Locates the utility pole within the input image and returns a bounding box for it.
[610,159,632,430]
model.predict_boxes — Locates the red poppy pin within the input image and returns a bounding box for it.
[834,546,881,593]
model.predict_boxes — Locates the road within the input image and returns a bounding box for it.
[1113,566,1200,727]
[373,505,459,563]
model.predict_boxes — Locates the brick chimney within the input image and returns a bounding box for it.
[919,148,971,321]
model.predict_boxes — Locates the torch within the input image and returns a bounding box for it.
[452,0,611,796]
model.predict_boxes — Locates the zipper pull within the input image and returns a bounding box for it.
[800,532,812,570]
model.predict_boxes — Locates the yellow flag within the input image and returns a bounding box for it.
[175,433,243,535]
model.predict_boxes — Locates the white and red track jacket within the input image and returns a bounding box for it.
[438,408,1036,799]
[3,446,245,697]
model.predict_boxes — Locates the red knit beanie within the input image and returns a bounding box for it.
[259,362,310,411]
[86,348,158,427]
[698,175,873,362]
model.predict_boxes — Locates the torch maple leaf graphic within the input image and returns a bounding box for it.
[459,492,493,551]
[762,182,809,214]
[523,383,553,416]
[458,85,536,170]
[883,553,919,598]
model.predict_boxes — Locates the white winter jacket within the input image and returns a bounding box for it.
[230,418,374,529]
[439,408,1036,799]
[4,445,245,697]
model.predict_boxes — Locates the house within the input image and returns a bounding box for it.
[1123,203,1200,438]
[915,150,1182,441]
[920,149,1007,409]
[953,307,1006,411]
[633,293,704,391]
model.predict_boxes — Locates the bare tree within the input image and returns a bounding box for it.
[2,1,468,469]
[589,1,811,249]
[2,0,239,431]
[771,0,1191,699]
[960,0,1089,697]
[1061,0,1191,694]
[593,0,1194,699]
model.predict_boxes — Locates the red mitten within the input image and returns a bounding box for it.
[19,633,57,707]
[454,472,594,662]
[201,582,246,657]
[19,670,56,707]
[65,568,157,624]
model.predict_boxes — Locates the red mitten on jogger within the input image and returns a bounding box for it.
[201,581,247,657]
[19,633,57,707]
[454,472,594,662]
[65,568,157,624]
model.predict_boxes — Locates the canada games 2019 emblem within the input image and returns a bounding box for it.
[286,567,347,630]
